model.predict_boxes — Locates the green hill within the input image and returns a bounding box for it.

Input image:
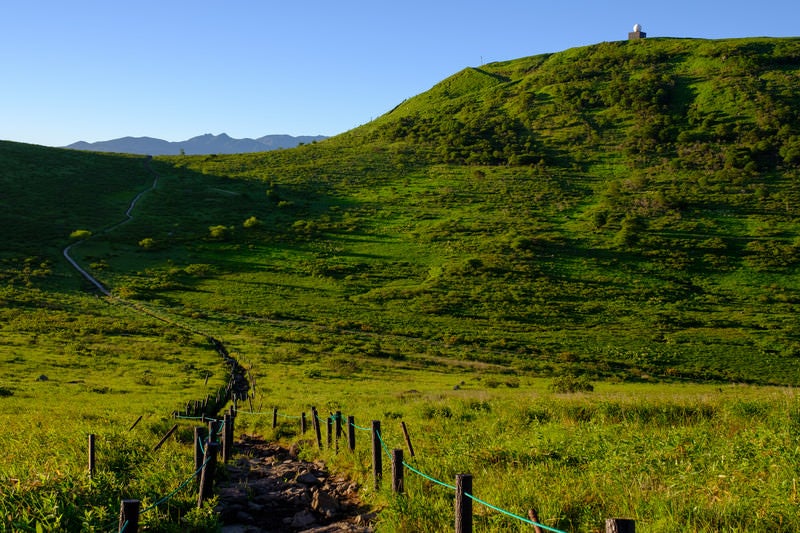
[4,36,800,385]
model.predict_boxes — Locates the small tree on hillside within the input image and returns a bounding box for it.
[70,229,92,240]
[208,225,233,241]
[243,216,263,229]
[138,237,157,250]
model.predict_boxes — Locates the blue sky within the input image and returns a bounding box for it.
[1,0,797,147]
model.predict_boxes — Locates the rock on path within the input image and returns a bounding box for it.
[216,435,375,533]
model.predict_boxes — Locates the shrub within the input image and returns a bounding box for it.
[420,404,453,419]
[327,356,360,376]
[208,225,233,240]
[550,374,594,393]
[138,237,157,250]
[69,229,92,239]
[243,216,263,229]
[304,368,322,379]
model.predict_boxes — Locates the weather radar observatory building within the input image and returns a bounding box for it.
[629,24,646,40]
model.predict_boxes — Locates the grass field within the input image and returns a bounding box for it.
[2,36,800,531]
[0,288,227,531]
[235,369,800,532]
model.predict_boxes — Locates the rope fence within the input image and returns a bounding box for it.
[97,400,633,533]
[240,407,585,533]
[111,410,233,532]
[58,157,255,533]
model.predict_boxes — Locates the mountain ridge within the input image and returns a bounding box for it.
[65,133,328,155]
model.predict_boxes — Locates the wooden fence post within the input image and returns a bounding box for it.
[301,412,307,434]
[455,473,473,533]
[118,499,140,533]
[208,420,220,443]
[272,407,278,429]
[391,449,404,494]
[335,410,342,439]
[401,421,415,458]
[128,415,143,431]
[311,407,323,448]
[347,415,356,451]
[197,442,219,507]
[88,434,95,479]
[222,413,232,463]
[606,518,635,533]
[327,416,333,449]
[194,427,205,471]
[371,420,382,490]
[153,424,179,451]
[528,509,545,533]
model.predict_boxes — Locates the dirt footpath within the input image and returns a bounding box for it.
[216,435,375,533]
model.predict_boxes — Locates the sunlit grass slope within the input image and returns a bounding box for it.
[72,37,800,385]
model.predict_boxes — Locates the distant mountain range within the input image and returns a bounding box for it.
[65,133,328,155]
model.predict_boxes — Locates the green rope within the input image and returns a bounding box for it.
[141,455,211,514]
[375,429,393,460]
[464,492,567,533]
[238,409,302,419]
[174,414,221,422]
[183,408,568,533]
[401,461,457,490]
[350,420,371,432]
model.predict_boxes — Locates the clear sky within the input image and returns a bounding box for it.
[1,0,797,147]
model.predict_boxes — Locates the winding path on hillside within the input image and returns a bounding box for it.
[59,156,372,531]
[62,156,159,296]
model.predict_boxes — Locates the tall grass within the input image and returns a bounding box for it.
[240,372,800,532]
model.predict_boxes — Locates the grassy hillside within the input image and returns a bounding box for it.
[73,36,798,386]
[4,37,800,386]
[2,36,800,532]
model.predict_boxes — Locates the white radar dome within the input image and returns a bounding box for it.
[633,23,642,32]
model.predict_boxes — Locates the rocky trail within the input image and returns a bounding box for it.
[217,436,376,533]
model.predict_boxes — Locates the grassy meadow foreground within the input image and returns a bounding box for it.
[2,36,800,531]
[242,375,800,532]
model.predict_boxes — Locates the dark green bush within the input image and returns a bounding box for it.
[550,374,594,393]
